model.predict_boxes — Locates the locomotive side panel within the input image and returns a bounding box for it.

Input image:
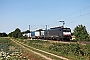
[45,28,62,40]
[48,29,59,37]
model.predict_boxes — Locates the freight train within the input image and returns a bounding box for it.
[24,26,72,41]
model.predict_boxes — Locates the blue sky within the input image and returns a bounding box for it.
[0,0,90,33]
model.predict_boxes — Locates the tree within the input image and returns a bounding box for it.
[73,25,89,41]
[8,28,23,38]
[8,32,13,37]
[36,29,43,31]
[0,32,8,37]
[22,30,30,34]
[14,28,23,38]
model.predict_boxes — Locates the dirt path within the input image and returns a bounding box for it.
[10,39,53,60]
[10,38,70,60]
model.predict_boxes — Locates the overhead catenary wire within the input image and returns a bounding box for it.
[61,6,90,24]
[65,12,90,20]
[46,6,90,27]
[70,17,90,24]
[60,6,90,19]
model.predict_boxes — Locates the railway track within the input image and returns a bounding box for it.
[36,39,90,45]
[29,38,77,44]
[10,38,70,60]
[30,38,90,45]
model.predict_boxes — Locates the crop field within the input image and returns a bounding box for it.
[1,37,90,60]
[17,39,90,60]
[0,37,45,60]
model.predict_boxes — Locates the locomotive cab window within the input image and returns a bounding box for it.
[63,28,71,32]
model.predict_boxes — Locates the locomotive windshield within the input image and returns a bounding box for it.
[63,28,71,32]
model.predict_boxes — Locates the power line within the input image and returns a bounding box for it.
[47,6,90,27]
[65,12,90,20]
[60,6,90,19]
[70,18,90,24]
[48,12,90,27]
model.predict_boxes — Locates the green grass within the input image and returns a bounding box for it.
[17,39,90,60]
[19,41,62,60]
[0,37,10,43]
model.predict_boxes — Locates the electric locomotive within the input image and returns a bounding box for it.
[44,27,72,41]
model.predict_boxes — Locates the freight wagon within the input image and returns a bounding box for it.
[31,31,45,39]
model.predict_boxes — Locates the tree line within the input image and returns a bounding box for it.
[8,28,30,39]
[0,32,8,37]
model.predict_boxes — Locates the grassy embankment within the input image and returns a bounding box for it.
[15,38,63,60]
[16,39,90,60]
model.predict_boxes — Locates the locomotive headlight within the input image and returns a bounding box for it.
[63,32,71,36]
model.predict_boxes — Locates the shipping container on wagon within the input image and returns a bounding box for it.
[31,31,35,36]
[23,33,31,37]
[31,31,36,38]
[26,33,31,37]
[40,30,45,38]
[35,31,40,38]
[35,31,40,36]
[41,31,45,36]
